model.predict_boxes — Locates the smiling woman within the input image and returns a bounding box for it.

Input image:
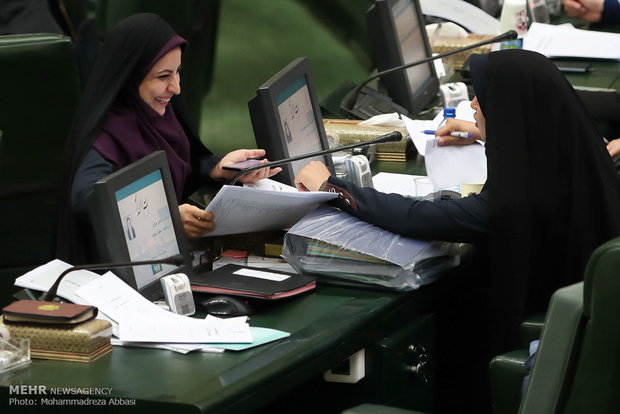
[55,13,280,264]
[138,47,182,115]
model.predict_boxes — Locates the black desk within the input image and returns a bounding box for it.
[0,278,446,413]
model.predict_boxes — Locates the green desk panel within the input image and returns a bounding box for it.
[0,284,435,413]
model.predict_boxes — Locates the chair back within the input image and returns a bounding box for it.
[0,33,81,304]
[519,236,620,414]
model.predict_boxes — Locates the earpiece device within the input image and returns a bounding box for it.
[439,82,469,108]
[345,155,374,188]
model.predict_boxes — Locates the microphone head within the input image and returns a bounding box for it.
[503,30,518,41]
[380,131,403,143]
[165,254,187,266]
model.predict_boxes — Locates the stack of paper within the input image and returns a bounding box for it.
[523,23,620,60]
[202,180,337,237]
[13,261,290,353]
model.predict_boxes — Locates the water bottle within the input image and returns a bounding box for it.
[437,107,456,129]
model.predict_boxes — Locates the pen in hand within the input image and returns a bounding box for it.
[423,130,474,139]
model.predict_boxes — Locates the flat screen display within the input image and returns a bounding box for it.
[89,151,192,301]
[249,57,334,186]
[114,170,180,290]
[393,0,434,103]
[276,75,326,178]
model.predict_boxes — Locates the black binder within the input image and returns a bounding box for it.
[189,264,316,300]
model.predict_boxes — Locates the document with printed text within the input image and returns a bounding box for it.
[203,179,338,237]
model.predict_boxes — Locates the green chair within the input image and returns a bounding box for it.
[0,33,82,305]
[94,0,221,126]
[344,236,620,414]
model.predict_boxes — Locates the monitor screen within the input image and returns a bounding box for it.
[367,0,439,116]
[88,151,192,301]
[249,57,334,186]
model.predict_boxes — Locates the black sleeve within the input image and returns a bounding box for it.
[71,149,117,221]
[325,175,489,244]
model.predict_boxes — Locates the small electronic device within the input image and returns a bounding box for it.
[249,57,335,186]
[345,155,374,188]
[222,158,263,171]
[161,273,195,316]
[89,151,193,301]
[439,82,470,108]
[366,0,440,117]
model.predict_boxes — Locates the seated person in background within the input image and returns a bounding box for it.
[562,0,620,24]
[56,13,280,264]
[295,49,620,412]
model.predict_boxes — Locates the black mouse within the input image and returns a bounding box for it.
[200,295,254,316]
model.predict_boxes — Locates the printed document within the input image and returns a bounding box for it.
[203,179,337,237]
[75,273,253,343]
[14,259,98,304]
[523,23,620,60]
[419,0,500,35]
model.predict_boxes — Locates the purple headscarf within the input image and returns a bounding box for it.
[93,33,190,200]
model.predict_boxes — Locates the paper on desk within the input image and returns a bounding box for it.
[373,172,424,197]
[75,272,253,343]
[358,112,405,128]
[212,327,290,351]
[425,138,487,190]
[523,23,620,60]
[110,338,225,354]
[419,0,500,35]
[403,101,476,157]
[403,115,434,156]
[203,179,337,237]
[111,327,290,353]
[13,259,99,304]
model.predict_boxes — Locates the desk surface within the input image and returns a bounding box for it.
[0,282,438,413]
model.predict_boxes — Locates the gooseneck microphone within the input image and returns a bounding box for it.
[41,254,187,302]
[229,130,403,185]
[341,30,519,115]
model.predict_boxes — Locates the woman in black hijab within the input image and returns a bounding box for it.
[295,49,620,411]
[56,13,279,264]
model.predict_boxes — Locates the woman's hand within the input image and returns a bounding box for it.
[179,203,215,238]
[562,0,603,22]
[210,149,282,183]
[294,161,331,192]
[607,138,620,158]
[435,119,481,146]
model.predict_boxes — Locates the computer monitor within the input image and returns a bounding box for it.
[88,151,193,301]
[249,57,335,186]
[366,0,439,116]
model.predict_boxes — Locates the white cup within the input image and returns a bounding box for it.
[414,177,436,198]
[460,178,486,197]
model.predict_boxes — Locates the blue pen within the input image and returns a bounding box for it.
[423,130,474,138]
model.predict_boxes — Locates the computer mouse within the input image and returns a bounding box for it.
[200,295,254,316]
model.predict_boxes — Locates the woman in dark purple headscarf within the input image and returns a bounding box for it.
[56,13,280,264]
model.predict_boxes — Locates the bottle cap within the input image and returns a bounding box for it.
[443,107,456,118]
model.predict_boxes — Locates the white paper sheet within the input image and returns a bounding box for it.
[203,180,337,237]
[75,273,253,343]
[523,22,620,60]
[424,138,487,190]
[13,259,99,304]
[420,0,500,35]
[373,172,425,197]
[403,100,477,157]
